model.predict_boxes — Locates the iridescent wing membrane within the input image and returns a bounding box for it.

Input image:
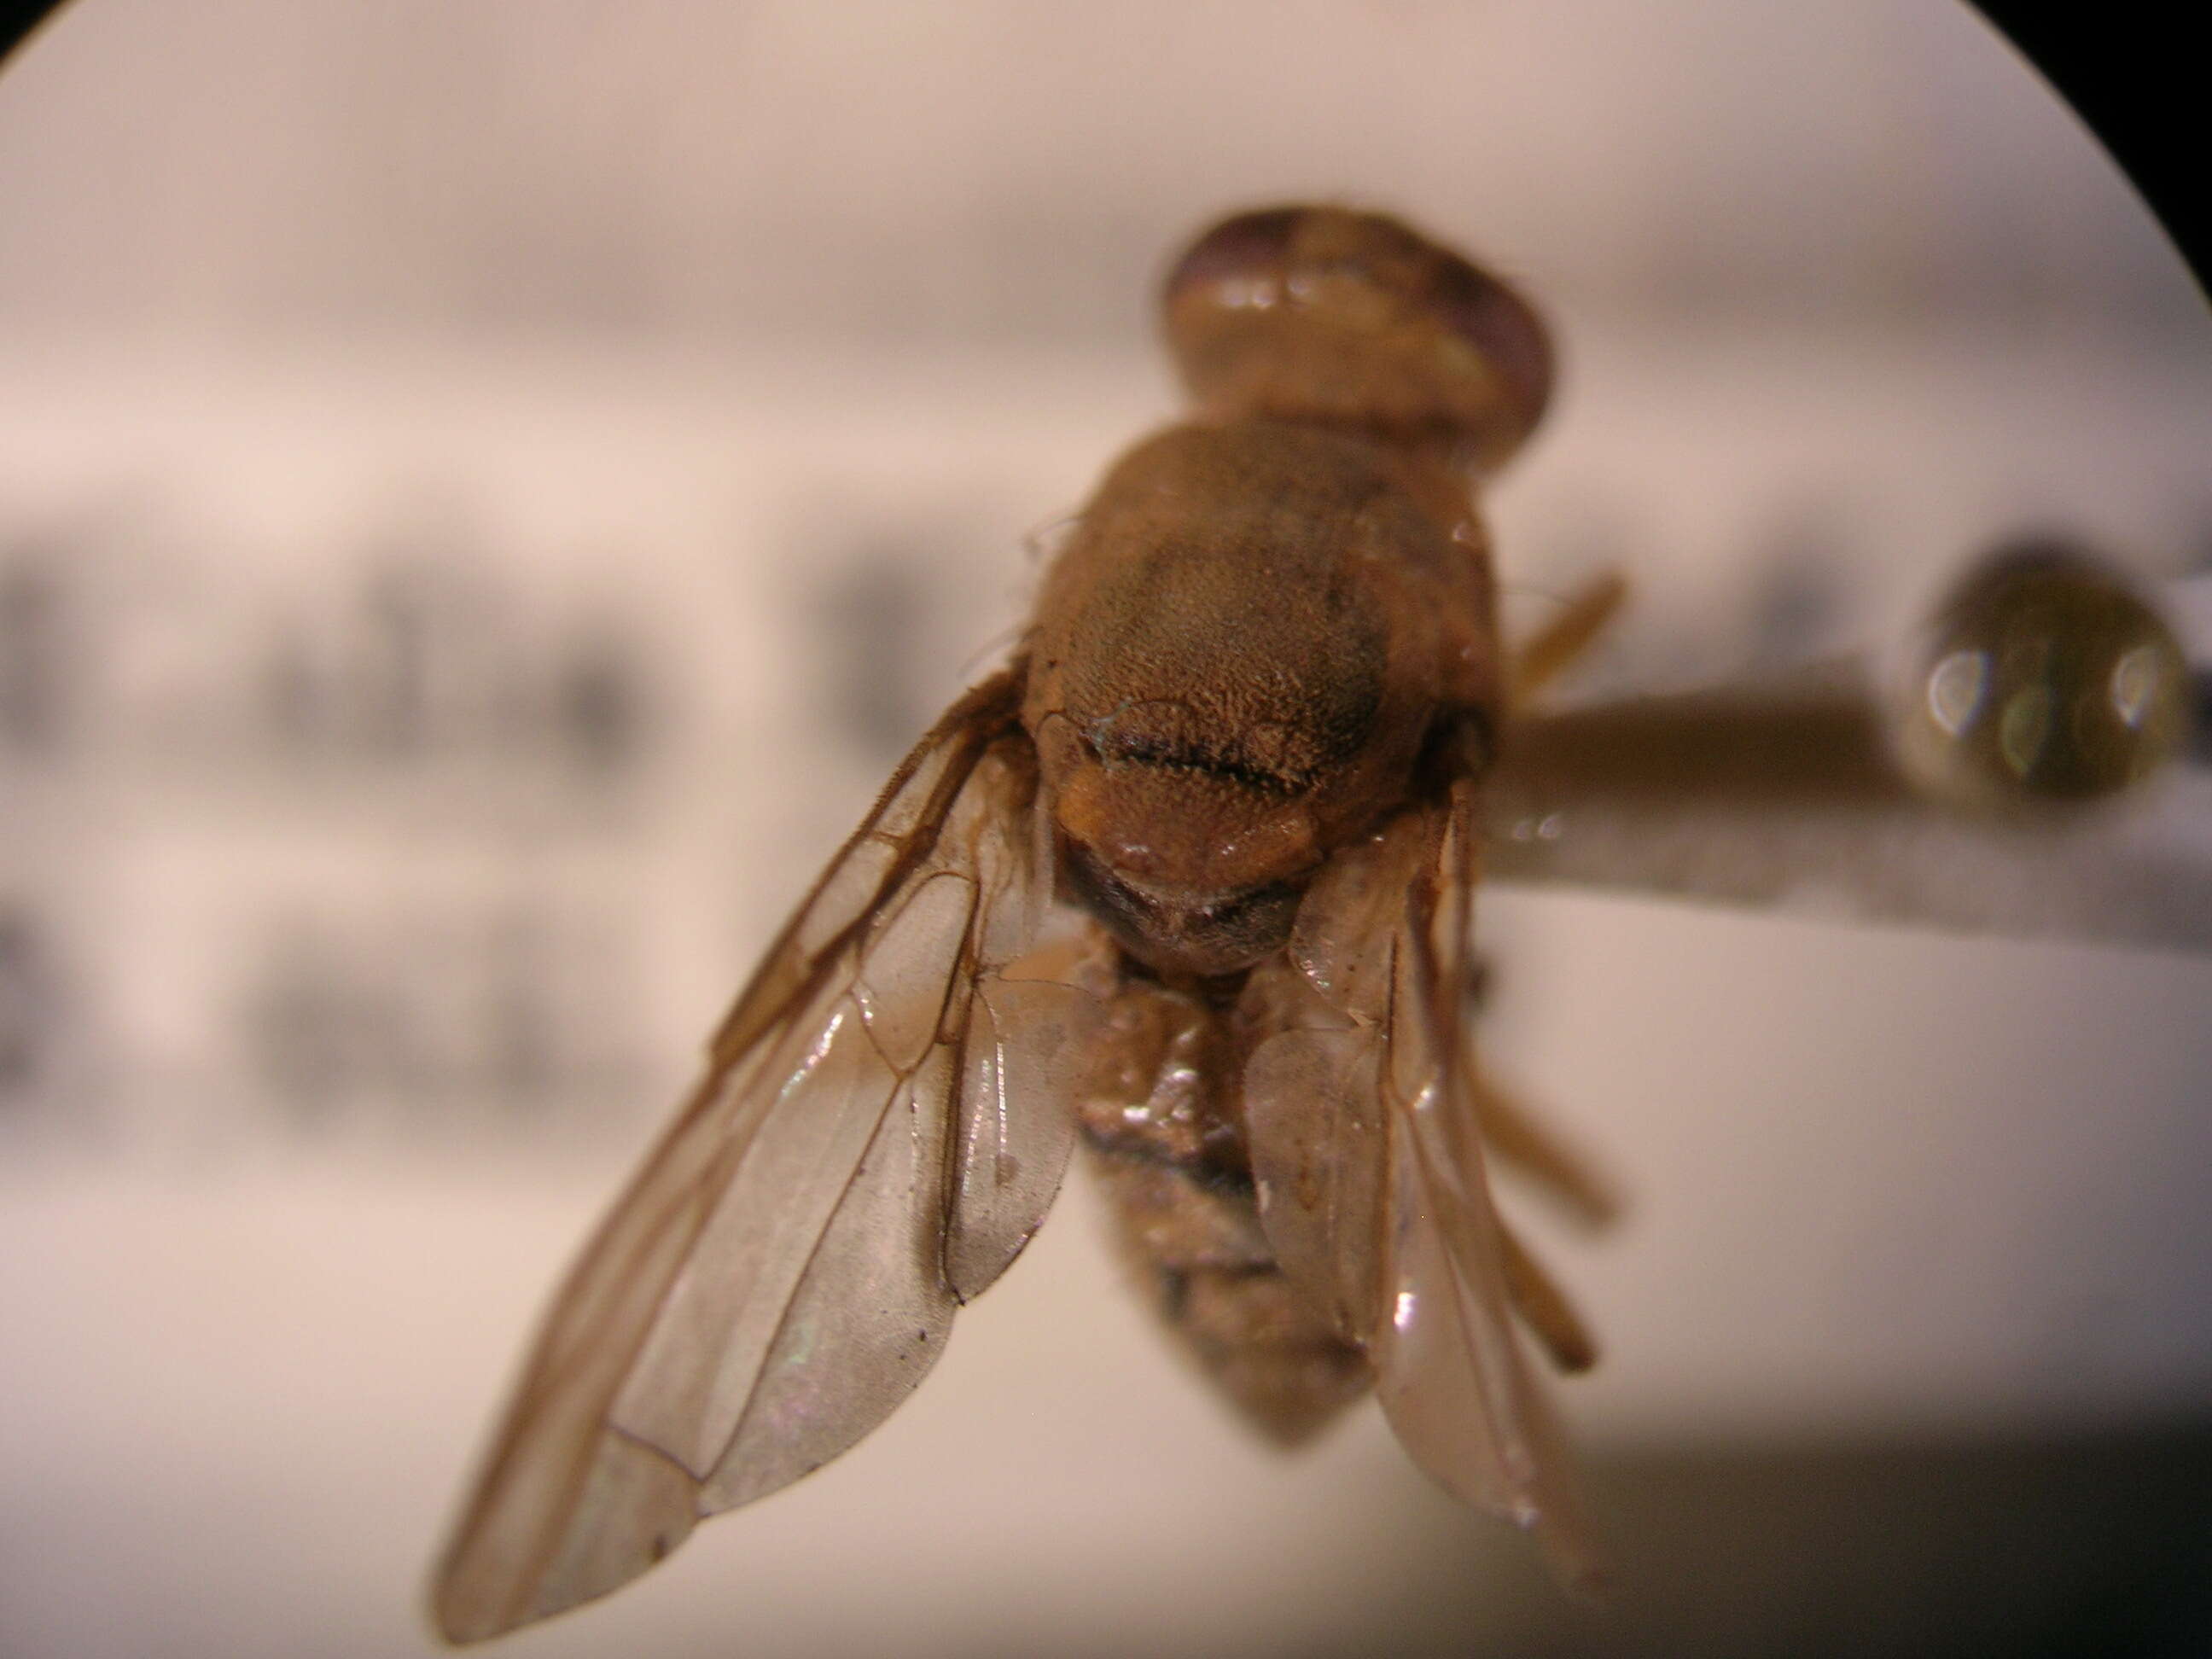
[432,667,1091,1643]
[435,550,2202,1641]
[1243,778,1600,1586]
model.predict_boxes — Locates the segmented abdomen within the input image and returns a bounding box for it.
[1072,967,1369,1445]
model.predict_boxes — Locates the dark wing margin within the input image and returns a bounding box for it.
[1243,778,1601,1587]
[430,667,1091,1644]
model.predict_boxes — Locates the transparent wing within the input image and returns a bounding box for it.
[1484,669,2212,955]
[431,668,1091,1644]
[1242,779,1600,1586]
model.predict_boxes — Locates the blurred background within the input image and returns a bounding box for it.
[2,3,2209,1655]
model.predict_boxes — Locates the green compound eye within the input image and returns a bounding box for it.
[1898,540,2192,810]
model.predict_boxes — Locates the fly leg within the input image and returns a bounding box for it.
[1461,957,1621,1230]
[1474,1069,1621,1230]
[1482,586,1627,1371]
[1497,1214,1599,1373]
[1510,571,1627,707]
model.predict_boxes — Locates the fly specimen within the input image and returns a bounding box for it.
[429,206,2192,1642]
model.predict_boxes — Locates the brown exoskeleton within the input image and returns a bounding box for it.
[430,201,2203,1642]
[426,205,1656,1643]
[1023,211,1613,1458]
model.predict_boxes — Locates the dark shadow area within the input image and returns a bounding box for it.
[1317,1423,2212,1659]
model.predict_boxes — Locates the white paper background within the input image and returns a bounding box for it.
[2,3,2207,1655]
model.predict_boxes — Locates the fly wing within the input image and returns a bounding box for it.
[431,669,1091,1644]
[1243,781,1599,1585]
[1484,672,2212,955]
[1371,782,1601,1585]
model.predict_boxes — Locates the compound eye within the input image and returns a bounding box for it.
[1161,205,1553,472]
[1160,207,1307,304]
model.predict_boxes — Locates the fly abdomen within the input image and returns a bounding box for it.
[1074,969,1370,1444]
